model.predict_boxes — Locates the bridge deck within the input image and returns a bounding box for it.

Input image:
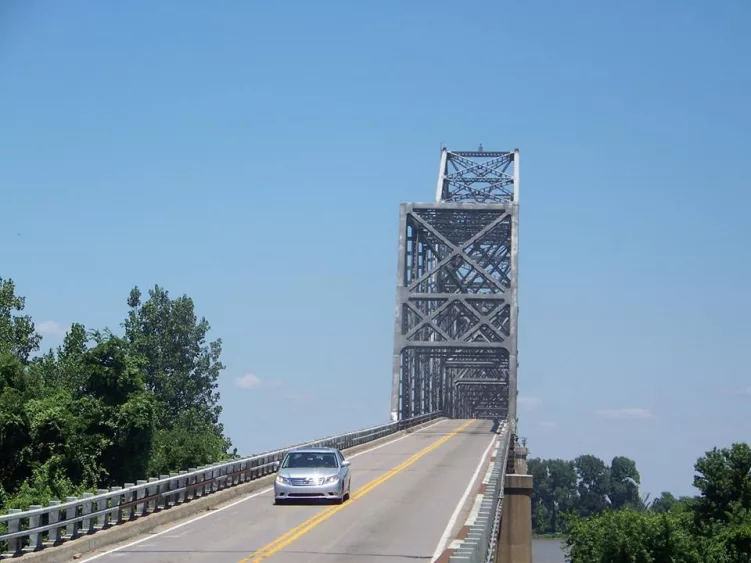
[83,419,498,563]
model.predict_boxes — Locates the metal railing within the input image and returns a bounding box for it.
[448,421,512,562]
[0,411,442,559]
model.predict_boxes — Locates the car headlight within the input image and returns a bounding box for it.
[321,475,339,484]
[276,475,289,484]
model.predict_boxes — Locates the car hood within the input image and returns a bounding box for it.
[278,468,339,479]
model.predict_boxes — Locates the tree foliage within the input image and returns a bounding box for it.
[562,442,751,563]
[0,277,41,364]
[565,508,700,563]
[0,280,233,515]
[122,286,231,474]
[529,458,578,534]
[608,456,642,510]
[692,443,751,528]
[530,454,642,535]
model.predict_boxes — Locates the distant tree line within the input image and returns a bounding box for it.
[0,277,235,517]
[528,454,665,535]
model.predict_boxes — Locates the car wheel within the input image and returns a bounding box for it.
[342,485,349,502]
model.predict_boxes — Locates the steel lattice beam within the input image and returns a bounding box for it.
[391,147,519,424]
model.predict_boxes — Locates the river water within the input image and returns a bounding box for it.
[533,538,566,562]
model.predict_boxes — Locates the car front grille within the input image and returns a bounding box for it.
[289,477,320,486]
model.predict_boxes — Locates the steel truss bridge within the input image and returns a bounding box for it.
[0,147,529,563]
[391,147,520,427]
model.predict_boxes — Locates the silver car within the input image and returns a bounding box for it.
[273,446,352,505]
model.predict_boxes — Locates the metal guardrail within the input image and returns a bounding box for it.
[0,411,442,559]
[448,421,512,563]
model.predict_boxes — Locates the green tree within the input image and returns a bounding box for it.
[1,279,233,516]
[651,491,678,513]
[31,323,89,391]
[564,509,700,563]
[529,458,579,534]
[0,278,41,364]
[690,443,751,561]
[548,459,578,528]
[529,458,552,533]
[608,456,641,510]
[78,335,156,485]
[122,285,231,471]
[1,332,157,511]
[575,455,610,518]
[0,353,38,495]
[693,443,751,526]
[564,443,751,563]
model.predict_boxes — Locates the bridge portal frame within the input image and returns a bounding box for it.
[391,148,519,425]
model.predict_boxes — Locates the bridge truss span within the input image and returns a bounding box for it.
[391,148,520,424]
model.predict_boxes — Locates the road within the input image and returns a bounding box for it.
[83,418,498,563]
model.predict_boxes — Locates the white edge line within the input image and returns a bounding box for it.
[82,418,448,561]
[430,432,497,562]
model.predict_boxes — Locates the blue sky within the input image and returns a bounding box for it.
[2,0,750,498]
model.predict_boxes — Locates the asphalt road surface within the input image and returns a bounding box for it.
[83,418,497,563]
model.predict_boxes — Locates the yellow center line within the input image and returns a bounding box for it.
[239,419,475,563]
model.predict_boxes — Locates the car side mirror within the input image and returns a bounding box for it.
[341,460,351,467]
[272,461,281,471]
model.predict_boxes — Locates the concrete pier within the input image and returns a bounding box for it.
[495,439,533,563]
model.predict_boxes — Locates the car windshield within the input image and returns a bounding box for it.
[282,452,339,469]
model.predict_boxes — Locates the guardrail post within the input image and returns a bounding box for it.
[158,476,169,508]
[109,487,122,523]
[122,485,135,519]
[169,474,179,505]
[65,497,78,538]
[178,471,188,502]
[217,465,224,490]
[6,508,22,554]
[215,467,224,491]
[245,459,256,481]
[203,467,211,495]
[186,469,197,500]
[197,467,206,497]
[28,504,43,550]
[82,493,95,533]
[197,467,206,496]
[95,490,108,528]
[161,476,171,507]
[135,481,147,516]
[146,478,158,511]
[48,500,62,543]
[209,468,217,493]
